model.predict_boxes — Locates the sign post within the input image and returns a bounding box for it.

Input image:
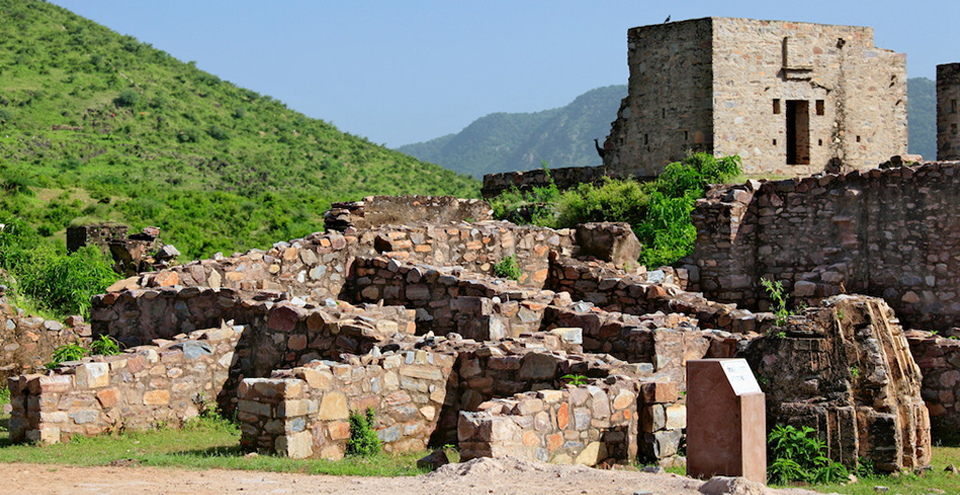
[686,358,766,483]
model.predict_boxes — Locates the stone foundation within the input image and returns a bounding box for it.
[907,331,960,436]
[0,296,88,383]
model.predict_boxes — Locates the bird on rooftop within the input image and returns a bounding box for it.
[664,15,671,23]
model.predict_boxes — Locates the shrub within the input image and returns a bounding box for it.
[46,342,87,369]
[346,408,381,457]
[767,424,849,485]
[207,124,230,141]
[493,255,522,281]
[89,334,121,356]
[177,127,201,143]
[114,88,140,107]
[0,108,12,122]
[490,162,560,226]
[555,177,648,228]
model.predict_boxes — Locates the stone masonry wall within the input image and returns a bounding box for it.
[237,349,456,459]
[458,379,684,466]
[906,331,960,435]
[938,63,960,161]
[324,196,492,232]
[691,162,960,330]
[1,296,88,383]
[480,166,620,199]
[120,222,575,300]
[8,322,241,444]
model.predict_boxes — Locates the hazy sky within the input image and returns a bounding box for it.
[49,1,960,147]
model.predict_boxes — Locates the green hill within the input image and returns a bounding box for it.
[398,85,627,178]
[908,77,936,160]
[0,0,479,259]
[401,80,938,178]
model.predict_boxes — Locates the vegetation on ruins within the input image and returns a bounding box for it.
[346,408,382,458]
[0,0,479,262]
[493,254,522,282]
[0,217,117,319]
[45,335,121,369]
[490,153,742,267]
[767,424,849,485]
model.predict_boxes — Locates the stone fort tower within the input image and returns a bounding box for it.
[603,17,908,176]
[938,63,960,161]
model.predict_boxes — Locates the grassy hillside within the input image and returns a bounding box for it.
[398,85,626,177]
[908,77,936,160]
[0,0,479,260]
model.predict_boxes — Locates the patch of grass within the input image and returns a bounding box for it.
[0,410,426,476]
[811,442,960,494]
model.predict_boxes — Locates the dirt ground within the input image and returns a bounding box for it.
[0,457,832,495]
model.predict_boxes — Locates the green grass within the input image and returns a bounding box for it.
[809,444,960,495]
[0,407,427,476]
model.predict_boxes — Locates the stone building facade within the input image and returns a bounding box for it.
[603,17,907,176]
[938,63,960,161]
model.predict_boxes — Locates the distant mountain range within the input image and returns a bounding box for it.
[400,79,937,178]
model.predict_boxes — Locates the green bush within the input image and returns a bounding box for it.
[493,255,522,281]
[555,177,648,228]
[90,334,121,355]
[46,342,87,369]
[114,88,139,107]
[767,424,849,485]
[346,408,381,457]
[177,127,201,143]
[490,162,560,226]
[0,108,13,121]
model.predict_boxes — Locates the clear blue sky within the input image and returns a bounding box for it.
[49,1,960,147]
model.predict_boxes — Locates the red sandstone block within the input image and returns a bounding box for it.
[640,382,679,404]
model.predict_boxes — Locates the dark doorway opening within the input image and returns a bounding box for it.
[786,100,810,165]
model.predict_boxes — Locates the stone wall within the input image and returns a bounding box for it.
[324,196,492,232]
[906,331,960,435]
[938,63,960,161]
[691,162,960,330]
[237,349,456,459]
[0,296,88,383]
[122,222,576,300]
[458,379,684,466]
[480,166,622,199]
[604,18,906,177]
[742,295,930,472]
[8,322,241,444]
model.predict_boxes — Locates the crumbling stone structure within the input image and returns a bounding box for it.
[9,196,933,473]
[324,195,492,232]
[0,294,88,383]
[742,295,930,471]
[938,63,960,161]
[67,224,169,275]
[603,18,907,176]
[691,161,960,331]
[480,166,619,199]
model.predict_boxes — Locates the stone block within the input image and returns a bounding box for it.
[549,327,583,345]
[574,441,608,466]
[276,431,313,459]
[664,404,686,430]
[75,362,110,388]
[640,382,679,404]
[143,390,170,406]
[96,388,119,409]
[642,404,666,432]
[318,392,349,420]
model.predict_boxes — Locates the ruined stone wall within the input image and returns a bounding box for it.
[938,63,960,161]
[238,350,456,459]
[0,297,88,383]
[906,331,960,435]
[324,196,492,232]
[691,162,960,330]
[8,323,241,444]
[480,166,619,199]
[604,18,714,177]
[458,379,684,466]
[712,18,906,174]
[129,222,575,300]
[742,295,930,472]
[343,257,553,340]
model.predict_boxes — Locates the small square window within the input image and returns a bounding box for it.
[772,139,777,146]
[952,100,958,114]
[773,99,781,114]
[816,100,825,115]
[856,135,861,143]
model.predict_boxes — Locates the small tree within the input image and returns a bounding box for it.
[114,89,139,107]
[346,408,381,457]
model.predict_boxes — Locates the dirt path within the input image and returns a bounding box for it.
[0,458,830,495]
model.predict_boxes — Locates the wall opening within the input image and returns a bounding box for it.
[773,99,781,114]
[816,100,825,115]
[953,100,958,113]
[786,100,810,165]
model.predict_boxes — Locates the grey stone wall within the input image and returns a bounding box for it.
[691,162,960,330]
[604,17,907,176]
[938,63,960,161]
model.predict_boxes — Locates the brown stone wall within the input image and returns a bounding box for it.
[480,166,620,199]
[604,18,714,177]
[0,297,88,383]
[691,162,960,330]
[237,350,456,459]
[324,196,493,232]
[907,332,960,435]
[742,295,930,472]
[8,323,241,444]
[127,222,575,300]
[938,63,960,161]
